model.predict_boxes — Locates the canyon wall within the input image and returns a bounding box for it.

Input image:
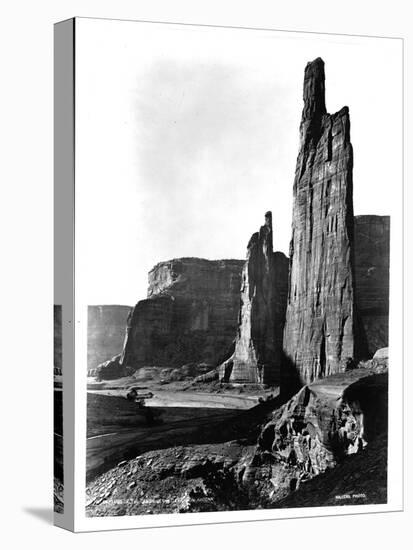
[54,305,62,374]
[354,215,390,356]
[87,305,131,371]
[90,60,390,387]
[120,258,244,369]
[221,212,289,385]
[283,57,357,385]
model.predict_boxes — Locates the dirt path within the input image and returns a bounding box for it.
[87,388,258,409]
[86,407,243,481]
[85,386,283,482]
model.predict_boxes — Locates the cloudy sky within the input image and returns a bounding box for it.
[75,19,402,306]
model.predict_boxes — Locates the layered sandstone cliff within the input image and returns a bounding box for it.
[221,212,288,385]
[251,365,388,503]
[283,58,357,385]
[354,215,390,356]
[54,305,62,374]
[87,305,131,372]
[89,60,390,388]
[120,258,244,369]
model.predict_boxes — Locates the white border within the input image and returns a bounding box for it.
[72,17,403,532]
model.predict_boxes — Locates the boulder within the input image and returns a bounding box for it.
[94,354,135,381]
[370,347,389,372]
[373,347,388,361]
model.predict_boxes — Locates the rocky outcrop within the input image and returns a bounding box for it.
[85,367,388,516]
[120,258,244,369]
[354,215,390,356]
[273,431,387,509]
[283,58,356,386]
[221,212,288,385]
[87,305,131,372]
[251,367,388,502]
[373,347,388,362]
[92,354,135,381]
[54,305,62,374]
[86,442,256,516]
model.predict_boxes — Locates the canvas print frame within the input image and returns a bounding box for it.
[54,17,404,532]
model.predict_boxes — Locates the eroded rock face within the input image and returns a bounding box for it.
[120,258,244,369]
[86,443,256,516]
[87,305,131,372]
[92,354,135,381]
[222,212,288,385]
[354,215,390,356]
[283,58,356,385]
[273,432,388,509]
[250,368,388,502]
[54,305,62,374]
[373,347,388,361]
[85,368,388,515]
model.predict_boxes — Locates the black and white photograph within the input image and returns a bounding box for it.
[73,18,401,521]
[53,305,64,513]
[1,0,412,546]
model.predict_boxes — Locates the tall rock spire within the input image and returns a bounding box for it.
[221,212,288,385]
[283,58,357,385]
[301,57,326,121]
